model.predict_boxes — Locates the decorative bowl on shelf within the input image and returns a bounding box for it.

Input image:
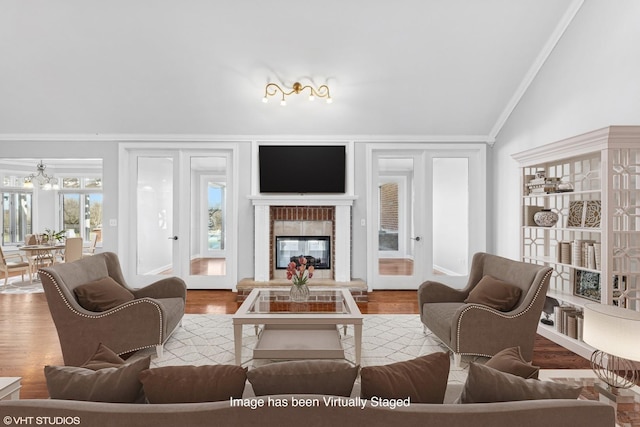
[534,209,559,227]
[557,181,574,192]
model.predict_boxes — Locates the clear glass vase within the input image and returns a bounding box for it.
[289,283,310,302]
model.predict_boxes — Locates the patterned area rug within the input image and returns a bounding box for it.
[147,313,469,384]
[0,277,43,294]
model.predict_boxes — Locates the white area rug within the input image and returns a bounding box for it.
[147,314,469,384]
[0,277,43,294]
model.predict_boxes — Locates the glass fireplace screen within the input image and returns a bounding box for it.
[275,236,331,270]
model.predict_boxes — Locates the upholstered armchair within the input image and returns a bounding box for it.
[418,252,552,366]
[39,252,186,366]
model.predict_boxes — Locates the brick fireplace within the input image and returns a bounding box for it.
[270,206,335,280]
[249,195,356,283]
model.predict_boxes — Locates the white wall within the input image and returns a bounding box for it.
[490,0,640,258]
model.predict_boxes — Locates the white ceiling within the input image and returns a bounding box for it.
[0,0,580,141]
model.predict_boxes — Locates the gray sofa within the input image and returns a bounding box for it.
[0,396,615,427]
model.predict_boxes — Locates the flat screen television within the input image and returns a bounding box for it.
[259,145,346,193]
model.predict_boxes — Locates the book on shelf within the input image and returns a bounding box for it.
[556,241,572,264]
[571,240,597,269]
[553,305,582,339]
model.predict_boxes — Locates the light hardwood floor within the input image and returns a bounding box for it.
[0,288,590,399]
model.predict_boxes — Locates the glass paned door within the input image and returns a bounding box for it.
[371,151,426,289]
[189,155,229,278]
[126,148,236,289]
[136,156,175,276]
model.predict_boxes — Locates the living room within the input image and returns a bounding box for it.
[1,1,639,425]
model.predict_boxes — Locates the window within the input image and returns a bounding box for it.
[59,177,102,243]
[1,191,32,245]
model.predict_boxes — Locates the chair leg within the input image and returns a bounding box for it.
[155,344,164,359]
[453,353,462,367]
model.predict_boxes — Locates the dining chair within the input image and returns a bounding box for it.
[0,246,32,286]
[23,234,55,274]
[82,233,99,257]
[59,237,83,263]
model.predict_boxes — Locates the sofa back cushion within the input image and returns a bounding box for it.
[360,352,450,404]
[247,360,358,397]
[139,365,247,403]
[44,356,150,403]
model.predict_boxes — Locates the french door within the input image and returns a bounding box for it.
[120,146,237,289]
[367,145,486,290]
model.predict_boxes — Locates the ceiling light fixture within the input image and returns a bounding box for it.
[24,160,59,190]
[262,82,332,106]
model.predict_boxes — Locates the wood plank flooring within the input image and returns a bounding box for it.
[0,289,589,399]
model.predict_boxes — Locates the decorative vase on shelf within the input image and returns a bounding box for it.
[534,209,559,227]
[289,283,310,302]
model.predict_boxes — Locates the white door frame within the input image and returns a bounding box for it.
[366,143,486,290]
[118,143,239,289]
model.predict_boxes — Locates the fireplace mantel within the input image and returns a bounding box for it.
[248,194,357,206]
[250,194,357,282]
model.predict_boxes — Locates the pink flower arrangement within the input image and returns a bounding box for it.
[287,256,314,286]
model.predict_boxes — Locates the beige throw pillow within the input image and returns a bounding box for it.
[485,346,539,379]
[464,275,522,311]
[45,356,150,403]
[247,360,358,397]
[360,352,450,404]
[458,363,582,403]
[74,276,135,312]
[139,365,247,403]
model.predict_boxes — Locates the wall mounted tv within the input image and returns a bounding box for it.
[259,145,346,193]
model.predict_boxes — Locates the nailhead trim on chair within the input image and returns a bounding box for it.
[38,270,164,354]
[454,269,553,356]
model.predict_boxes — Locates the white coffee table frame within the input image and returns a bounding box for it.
[0,377,21,401]
[232,287,363,366]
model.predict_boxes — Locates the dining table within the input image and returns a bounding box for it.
[19,244,65,280]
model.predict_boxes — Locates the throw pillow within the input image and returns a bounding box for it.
[247,360,358,397]
[74,276,135,312]
[44,356,150,403]
[81,343,127,370]
[464,275,522,311]
[139,365,247,403]
[360,351,450,404]
[485,346,539,379]
[458,363,582,403]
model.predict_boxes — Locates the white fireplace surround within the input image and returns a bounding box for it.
[249,195,357,282]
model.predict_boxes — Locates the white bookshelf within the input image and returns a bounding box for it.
[513,126,640,356]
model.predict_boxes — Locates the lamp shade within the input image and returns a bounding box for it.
[583,302,640,361]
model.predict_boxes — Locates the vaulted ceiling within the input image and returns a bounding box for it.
[0,0,581,141]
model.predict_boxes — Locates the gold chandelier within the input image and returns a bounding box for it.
[262,82,332,106]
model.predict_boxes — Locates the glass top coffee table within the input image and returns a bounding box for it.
[232,287,363,366]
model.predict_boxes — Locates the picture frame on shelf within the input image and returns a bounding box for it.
[567,200,601,228]
[573,269,601,302]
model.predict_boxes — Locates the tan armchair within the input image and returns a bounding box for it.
[39,252,186,366]
[418,252,552,366]
[0,246,32,286]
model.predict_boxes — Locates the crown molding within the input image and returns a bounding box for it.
[488,0,585,141]
[0,133,494,144]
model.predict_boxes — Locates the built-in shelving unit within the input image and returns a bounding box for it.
[513,126,640,360]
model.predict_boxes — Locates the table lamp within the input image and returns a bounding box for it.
[583,303,640,402]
